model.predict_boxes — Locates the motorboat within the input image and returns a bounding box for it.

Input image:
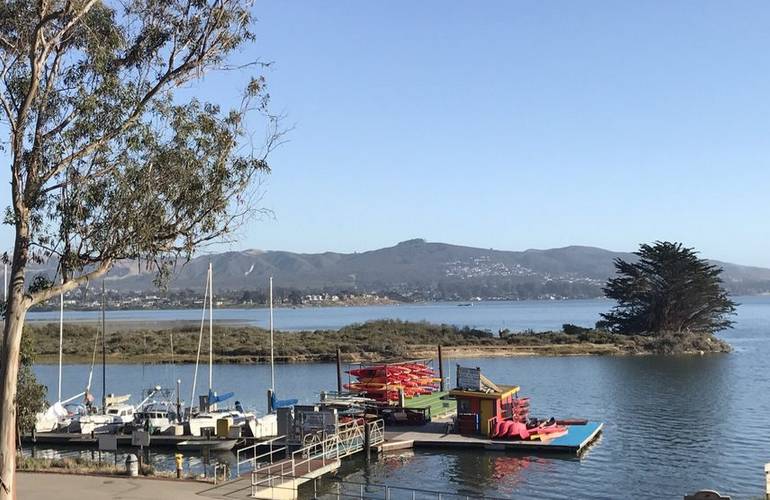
[133,403,178,434]
[72,394,133,434]
[131,387,180,434]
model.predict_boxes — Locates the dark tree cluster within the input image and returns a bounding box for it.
[600,242,736,335]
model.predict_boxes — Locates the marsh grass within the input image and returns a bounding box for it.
[26,319,730,364]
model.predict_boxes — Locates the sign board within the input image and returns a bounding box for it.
[301,410,338,435]
[131,430,151,447]
[456,366,482,391]
[97,434,118,452]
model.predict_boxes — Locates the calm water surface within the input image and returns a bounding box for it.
[26,298,610,332]
[31,296,770,499]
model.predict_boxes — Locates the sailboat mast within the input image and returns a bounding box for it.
[189,273,209,414]
[208,262,213,392]
[101,280,106,414]
[58,279,63,402]
[269,277,274,392]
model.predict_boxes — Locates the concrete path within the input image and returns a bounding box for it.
[18,472,215,499]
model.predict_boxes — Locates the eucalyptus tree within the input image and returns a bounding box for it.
[600,242,736,335]
[0,1,281,496]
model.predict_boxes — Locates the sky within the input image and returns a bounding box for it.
[2,1,770,266]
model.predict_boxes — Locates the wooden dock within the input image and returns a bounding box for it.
[379,420,603,455]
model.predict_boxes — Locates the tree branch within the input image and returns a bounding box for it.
[27,259,112,306]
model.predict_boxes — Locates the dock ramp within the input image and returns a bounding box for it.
[251,419,384,499]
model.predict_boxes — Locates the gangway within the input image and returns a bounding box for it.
[250,419,385,499]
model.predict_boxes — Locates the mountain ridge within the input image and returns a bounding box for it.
[28,240,770,299]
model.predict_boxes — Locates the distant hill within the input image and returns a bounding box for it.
[26,239,770,300]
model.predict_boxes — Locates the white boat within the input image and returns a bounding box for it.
[73,394,133,434]
[134,399,179,435]
[34,400,74,433]
[185,264,260,437]
[34,287,84,433]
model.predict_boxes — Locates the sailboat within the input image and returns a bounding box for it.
[185,263,257,441]
[132,340,182,435]
[70,282,136,434]
[266,277,297,412]
[34,283,85,433]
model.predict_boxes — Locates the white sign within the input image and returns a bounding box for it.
[456,366,481,391]
[98,435,118,451]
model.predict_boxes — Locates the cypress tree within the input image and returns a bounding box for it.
[600,242,736,335]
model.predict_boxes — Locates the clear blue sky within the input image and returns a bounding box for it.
[3,1,770,266]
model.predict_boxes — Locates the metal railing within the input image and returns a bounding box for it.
[236,434,287,476]
[250,419,385,497]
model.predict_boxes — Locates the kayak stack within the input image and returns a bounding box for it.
[344,362,441,403]
[491,396,569,441]
[491,417,568,441]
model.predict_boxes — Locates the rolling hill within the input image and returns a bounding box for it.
[28,239,770,300]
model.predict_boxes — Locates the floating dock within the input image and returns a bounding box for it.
[379,420,603,455]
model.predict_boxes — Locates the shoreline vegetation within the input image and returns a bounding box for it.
[25,319,731,365]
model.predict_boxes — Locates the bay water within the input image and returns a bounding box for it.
[30,296,770,498]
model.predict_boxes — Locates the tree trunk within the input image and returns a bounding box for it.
[0,279,26,500]
[0,228,29,500]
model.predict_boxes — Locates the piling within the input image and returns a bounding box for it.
[267,389,274,414]
[336,347,343,393]
[438,345,445,391]
[364,420,371,463]
[176,379,182,423]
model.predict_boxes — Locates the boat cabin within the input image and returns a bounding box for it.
[449,366,519,436]
[107,407,134,418]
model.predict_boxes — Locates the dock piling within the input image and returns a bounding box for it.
[438,345,445,391]
[267,389,274,414]
[336,347,343,393]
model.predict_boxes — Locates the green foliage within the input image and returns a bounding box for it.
[601,241,736,335]
[1,0,277,293]
[562,323,591,335]
[17,329,47,434]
